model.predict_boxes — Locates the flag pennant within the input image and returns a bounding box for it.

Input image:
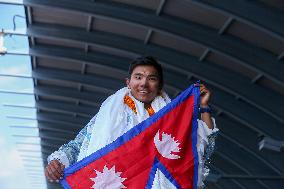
[61,85,200,189]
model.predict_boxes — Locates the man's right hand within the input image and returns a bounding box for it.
[45,160,65,182]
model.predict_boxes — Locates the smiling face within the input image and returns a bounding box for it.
[126,65,161,106]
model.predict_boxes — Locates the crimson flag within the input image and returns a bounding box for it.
[61,84,200,189]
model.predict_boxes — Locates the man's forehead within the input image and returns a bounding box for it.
[132,65,159,75]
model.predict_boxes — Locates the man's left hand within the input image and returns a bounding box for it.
[197,84,211,106]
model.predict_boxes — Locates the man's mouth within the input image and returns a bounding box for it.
[139,90,149,94]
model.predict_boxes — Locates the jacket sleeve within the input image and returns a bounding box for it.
[197,118,219,188]
[47,115,97,167]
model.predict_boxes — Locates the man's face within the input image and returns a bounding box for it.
[126,65,160,105]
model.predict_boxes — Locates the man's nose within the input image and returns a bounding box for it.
[140,78,148,86]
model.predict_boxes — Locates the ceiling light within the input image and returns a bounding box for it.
[258,136,284,152]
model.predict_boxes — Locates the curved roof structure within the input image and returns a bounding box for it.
[21,0,284,188]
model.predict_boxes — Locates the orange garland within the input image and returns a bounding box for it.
[124,95,155,116]
[124,95,137,114]
[146,106,155,116]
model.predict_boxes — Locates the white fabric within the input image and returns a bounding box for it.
[197,118,218,188]
[151,169,177,189]
[78,87,171,161]
[76,119,96,161]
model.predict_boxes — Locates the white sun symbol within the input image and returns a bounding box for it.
[154,130,181,159]
[90,165,127,189]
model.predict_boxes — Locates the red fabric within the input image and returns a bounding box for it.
[65,96,196,189]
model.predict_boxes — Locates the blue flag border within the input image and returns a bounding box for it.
[145,157,181,189]
[61,84,200,189]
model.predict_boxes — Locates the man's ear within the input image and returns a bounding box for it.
[125,78,130,88]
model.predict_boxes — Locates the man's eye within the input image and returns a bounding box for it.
[135,76,142,79]
[149,77,157,81]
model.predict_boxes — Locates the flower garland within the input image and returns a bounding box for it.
[124,95,137,114]
[146,106,155,116]
[124,95,155,116]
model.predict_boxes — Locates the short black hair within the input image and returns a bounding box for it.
[128,56,164,90]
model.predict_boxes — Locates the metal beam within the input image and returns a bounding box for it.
[32,67,124,93]
[38,122,77,135]
[211,88,284,140]
[14,133,68,142]
[23,0,284,87]
[37,111,88,126]
[31,61,284,139]
[221,174,284,180]
[0,74,31,79]
[0,90,33,95]
[214,141,270,188]
[0,1,23,5]
[34,85,104,106]
[196,0,284,37]
[38,120,80,133]
[218,16,234,35]
[10,125,73,139]
[217,137,281,176]
[39,142,60,150]
[217,116,284,174]
[214,152,271,189]
[40,138,66,148]
[29,51,281,137]
[28,44,130,73]
[217,119,284,175]
[209,165,247,189]
[36,100,97,117]
[26,25,284,123]
[41,145,60,155]
[19,155,42,159]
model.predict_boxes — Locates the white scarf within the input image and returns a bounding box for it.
[77,87,171,161]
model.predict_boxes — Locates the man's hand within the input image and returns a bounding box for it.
[45,160,65,183]
[199,84,211,107]
[194,83,214,129]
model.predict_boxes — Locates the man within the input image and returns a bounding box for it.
[45,56,218,188]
